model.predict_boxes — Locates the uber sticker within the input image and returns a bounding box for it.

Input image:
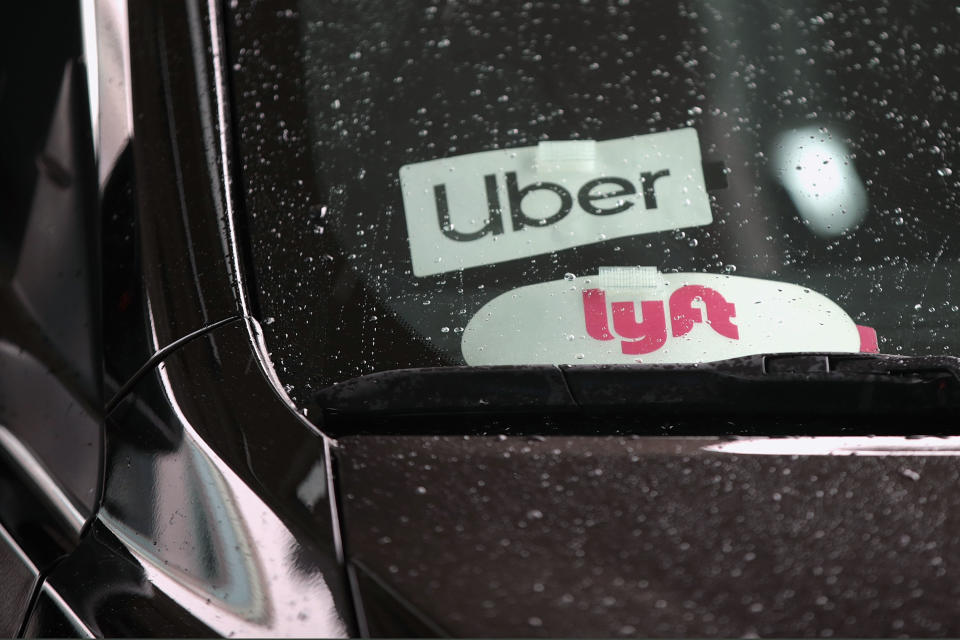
[461,268,879,366]
[400,128,712,277]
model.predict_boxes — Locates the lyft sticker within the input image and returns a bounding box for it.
[400,129,712,277]
[461,270,879,365]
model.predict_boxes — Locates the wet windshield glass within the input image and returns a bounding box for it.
[228,0,960,400]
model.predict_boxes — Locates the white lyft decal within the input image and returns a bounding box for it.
[461,271,879,366]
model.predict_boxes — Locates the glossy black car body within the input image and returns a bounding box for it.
[5,0,960,638]
[1,0,353,635]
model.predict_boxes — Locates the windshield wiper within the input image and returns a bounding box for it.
[314,354,960,427]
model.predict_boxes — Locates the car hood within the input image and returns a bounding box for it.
[336,434,960,637]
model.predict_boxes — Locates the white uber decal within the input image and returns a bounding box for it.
[400,129,713,277]
[461,268,879,366]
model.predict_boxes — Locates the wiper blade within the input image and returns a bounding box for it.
[314,353,960,419]
[316,365,575,414]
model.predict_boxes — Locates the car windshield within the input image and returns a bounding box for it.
[227,0,960,402]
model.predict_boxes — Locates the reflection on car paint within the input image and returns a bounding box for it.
[704,436,960,456]
[100,362,347,638]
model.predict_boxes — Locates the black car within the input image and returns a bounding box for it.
[4,0,960,636]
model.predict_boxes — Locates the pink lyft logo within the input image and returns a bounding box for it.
[582,285,741,355]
